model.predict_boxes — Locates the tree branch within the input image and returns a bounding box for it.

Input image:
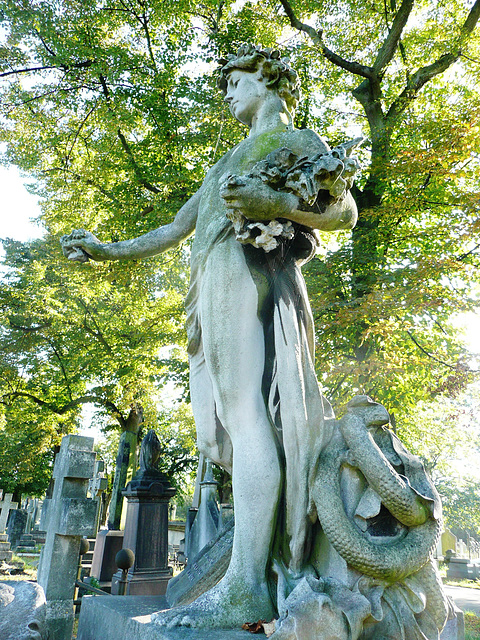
[47,340,73,402]
[404,329,465,371]
[387,0,480,123]
[98,74,161,194]
[42,167,120,204]
[0,65,59,78]
[373,0,413,73]
[278,0,375,79]
[1,391,126,428]
[0,59,94,79]
[116,128,161,194]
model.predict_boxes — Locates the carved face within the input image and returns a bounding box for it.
[224,68,270,127]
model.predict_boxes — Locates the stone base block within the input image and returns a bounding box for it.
[441,604,465,640]
[0,550,13,562]
[77,595,251,640]
[45,599,75,640]
[77,593,465,640]
[111,568,172,596]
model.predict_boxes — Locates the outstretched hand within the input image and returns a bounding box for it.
[60,229,107,262]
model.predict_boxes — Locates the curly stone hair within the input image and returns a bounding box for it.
[217,43,300,114]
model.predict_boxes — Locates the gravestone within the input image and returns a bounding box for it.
[16,532,36,551]
[186,460,221,562]
[36,434,98,640]
[6,508,28,549]
[88,459,108,535]
[442,529,458,556]
[0,493,18,534]
[90,529,124,589]
[108,429,138,530]
[111,430,176,596]
[24,498,38,533]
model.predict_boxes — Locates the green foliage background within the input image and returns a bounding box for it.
[0,0,479,529]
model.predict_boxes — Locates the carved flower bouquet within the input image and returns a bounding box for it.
[220,139,362,252]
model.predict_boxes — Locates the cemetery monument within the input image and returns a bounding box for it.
[63,44,458,639]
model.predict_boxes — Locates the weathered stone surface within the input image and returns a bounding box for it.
[37,434,98,640]
[7,508,29,549]
[91,529,124,585]
[0,581,47,640]
[186,460,221,562]
[441,605,465,640]
[77,595,250,640]
[166,517,233,607]
[0,493,18,533]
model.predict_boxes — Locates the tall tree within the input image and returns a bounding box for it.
[0,0,479,495]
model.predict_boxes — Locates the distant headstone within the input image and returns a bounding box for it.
[88,459,108,535]
[25,498,38,533]
[36,434,98,640]
[442,529,458,556]
[111,429,176,596]
[90,529,124,586]
[447,557,477,580]
[0,494,18,534]
[16,533,36,551]
[187,460,221,562]
[108,430,137,530]
[6,509,28,549]
[39,498,51,533]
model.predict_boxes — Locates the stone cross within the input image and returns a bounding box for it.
[0,493,18,534]
[37,435,98,640]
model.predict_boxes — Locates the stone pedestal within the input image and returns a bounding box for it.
[111,467,176,596]
[77,593,464,640]
[447,558,479,580]
[77,595,249,640]
[16,533,36,551]
[0,533,13,563]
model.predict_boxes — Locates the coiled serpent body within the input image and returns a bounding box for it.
[311,397,442,583]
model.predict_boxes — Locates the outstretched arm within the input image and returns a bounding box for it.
[61,188,201,262]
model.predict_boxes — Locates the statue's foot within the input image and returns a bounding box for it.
[152,576,275,629]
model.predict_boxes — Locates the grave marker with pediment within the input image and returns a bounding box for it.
[37,434,98,640]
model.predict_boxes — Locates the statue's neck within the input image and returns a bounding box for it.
[249,97,293,137]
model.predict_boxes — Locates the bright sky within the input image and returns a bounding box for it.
[0,165,44,246]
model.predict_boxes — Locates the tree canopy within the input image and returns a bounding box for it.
[0,0,479,500]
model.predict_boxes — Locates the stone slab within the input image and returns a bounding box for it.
[167,518,233,607]
[77,595,252,640]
